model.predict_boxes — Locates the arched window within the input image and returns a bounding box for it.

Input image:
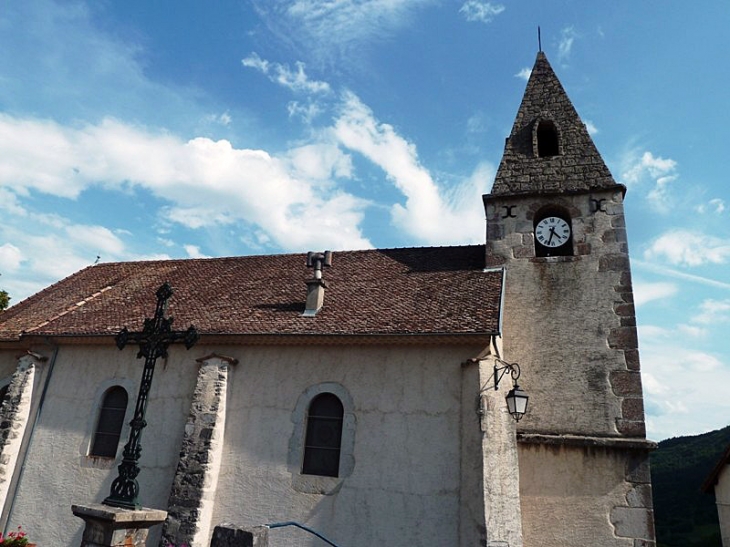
[90,386,128,458]
[536,120,560,157]
[302,393,344,477]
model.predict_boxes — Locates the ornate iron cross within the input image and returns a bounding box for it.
[103,282,199,510]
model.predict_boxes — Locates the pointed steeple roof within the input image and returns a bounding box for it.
[490,52,620,196]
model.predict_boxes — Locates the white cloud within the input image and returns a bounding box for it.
[620,150,680,212]
[253,0,432,60]
[558,26,578,60]
[0,114,372,257]
[242,53,331,94]
[515,67,531,81]
[466,111,487,134]
[621,150,677,186]
[633,259,730,290]
[584,120,598,136]
[288,100,324,123]
[184,245,210,259]
[0,244,24,272]
[639,339,730,439]
[287,144,353,180]
[65,224,125,256]
[696,198,726,214]
[333,91,490,244]
[644,230,730,267]
[459,1,505,23]
[691,299,730,325]
[204,112,232,127]
[676,324,707,339]
[633,281,677,306]
[645,174,677,213]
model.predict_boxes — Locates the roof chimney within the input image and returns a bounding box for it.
[303,251,332,317]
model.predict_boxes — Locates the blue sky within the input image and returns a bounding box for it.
[0,0,728,441]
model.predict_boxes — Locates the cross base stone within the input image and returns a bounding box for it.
[72,504,167,547]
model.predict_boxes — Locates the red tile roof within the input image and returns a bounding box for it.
[0,246,503,342]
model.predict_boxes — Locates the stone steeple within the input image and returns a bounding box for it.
[491,52,619,196]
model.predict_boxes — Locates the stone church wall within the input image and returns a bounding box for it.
[1,341,485,547]
[518,442,654,547]
[485,187,645,439]
[209,343,479,547]
[3,344,198,547]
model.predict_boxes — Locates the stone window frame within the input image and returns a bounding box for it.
[288,382,356,495]
[533,117,562,158]
[81,378,136,468]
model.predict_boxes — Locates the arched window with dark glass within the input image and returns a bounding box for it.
[302,392,344,477]
[90,386,128,458]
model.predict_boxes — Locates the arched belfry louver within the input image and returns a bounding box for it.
[536,119,560,157]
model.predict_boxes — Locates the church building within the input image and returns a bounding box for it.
[0,52,656,547]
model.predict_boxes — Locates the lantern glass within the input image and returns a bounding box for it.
[505,384,529,421]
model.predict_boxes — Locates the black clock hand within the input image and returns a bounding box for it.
[547,226,557,245]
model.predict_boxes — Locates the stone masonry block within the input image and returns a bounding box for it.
[575,242,591,255]
[622,398,645,421]
[610,371,643,397]
[624,349,641,371]
[621,317,637,327]
[627,454,652,484]
[614,303,636,317]
[599,254,630,272]
[608,327,639,350]
[627,484,653,509]
[610,507,654,540]
[616,419,646,437]
[485,255,506,267]
[513,246,533,259]
[487,223,504,240]
[611,215,626,228]
[211,524,269,547]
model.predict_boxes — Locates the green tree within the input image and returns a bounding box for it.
[0,289,9,311]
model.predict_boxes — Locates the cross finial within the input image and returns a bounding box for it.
[538,26,542,52]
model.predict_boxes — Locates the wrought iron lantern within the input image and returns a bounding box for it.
[505,383,529,421]
[492,358,529,422]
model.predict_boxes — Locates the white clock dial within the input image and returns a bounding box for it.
[535,216,571,248]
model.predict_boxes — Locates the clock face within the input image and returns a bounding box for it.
[535,216,571,248]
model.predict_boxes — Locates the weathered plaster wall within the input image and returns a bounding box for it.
[519,443,654,547]
[2,341,485,547]
[716,465,730,547]
[4,344,198,547]
[484,188,645,438]
[0,352,19,385]
[211,343,480,547]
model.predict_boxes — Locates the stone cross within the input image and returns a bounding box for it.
[103,282,199,510]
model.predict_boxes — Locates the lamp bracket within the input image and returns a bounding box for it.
[492,357,521,391]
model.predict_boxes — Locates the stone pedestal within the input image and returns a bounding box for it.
[72,504,167,547]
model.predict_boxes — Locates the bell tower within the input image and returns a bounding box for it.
[484,52,656,546]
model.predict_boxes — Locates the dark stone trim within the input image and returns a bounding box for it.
[517,432,656,451]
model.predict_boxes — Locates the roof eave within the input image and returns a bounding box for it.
[9,331,497,348]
